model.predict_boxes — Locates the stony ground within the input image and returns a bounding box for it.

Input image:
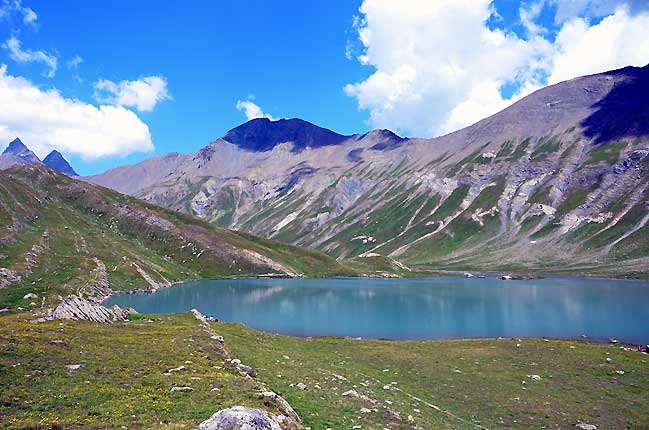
[2,310,648,430]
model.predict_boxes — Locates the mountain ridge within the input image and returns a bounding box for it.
[82,64,649,276]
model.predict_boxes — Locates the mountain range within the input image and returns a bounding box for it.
[0,138,78,176]
[4,65,649,277]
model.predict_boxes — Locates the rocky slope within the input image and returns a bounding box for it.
[0,164,351,310]
[88,65,649,276]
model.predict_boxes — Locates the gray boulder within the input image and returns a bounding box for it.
[198,406,296,430]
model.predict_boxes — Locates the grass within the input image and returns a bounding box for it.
[583,141,627,166]
[0,313,280,429]
[530,136,562,161]
[219,322,649,430]
[3,311,648,430]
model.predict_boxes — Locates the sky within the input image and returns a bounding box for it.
[0,0,648,175]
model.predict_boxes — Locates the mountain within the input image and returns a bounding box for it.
[87,65,649,277]
[0,138,41,170]
[43,150,78,176]
[0,163,351,306]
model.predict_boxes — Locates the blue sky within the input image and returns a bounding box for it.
[1,0,648,175]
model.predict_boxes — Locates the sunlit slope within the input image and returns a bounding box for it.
[0,164,351,308]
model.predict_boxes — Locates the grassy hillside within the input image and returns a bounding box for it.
[2,311,647,429]
[0,164,352,309]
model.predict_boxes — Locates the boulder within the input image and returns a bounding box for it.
[198,406,298,430]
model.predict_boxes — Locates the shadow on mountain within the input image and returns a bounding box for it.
[581,65,649,144]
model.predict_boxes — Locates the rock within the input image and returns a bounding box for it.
[575,424,598,430]
[23,293,38,299]
[65,364,83,371]
[296,382,307,390]
[198,406,296,430]
[211,335,225,343]
[43,296,130,324]
[167,365,187,373]
[501,275,513,280]
[528,374,541,381]
[191,308,206,322]
[170,386,193,392]
[259,391,302,424]
[341,389,358,397]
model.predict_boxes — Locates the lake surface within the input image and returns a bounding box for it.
[106,277,649,343]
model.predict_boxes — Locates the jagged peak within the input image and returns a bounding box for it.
[4,138,31,155]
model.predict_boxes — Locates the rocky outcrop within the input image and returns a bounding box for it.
[198,406,301,430]
[47,296,131,323]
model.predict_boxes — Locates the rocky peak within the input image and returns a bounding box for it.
[43,150,78,176]
[3,138,40,163]
[221,117,350,152]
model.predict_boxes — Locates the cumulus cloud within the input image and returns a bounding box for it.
[94,76,171,112]
[236,98,275,121]
[345,0,649,137]
[548,7,649,83]
[3,36,57,77]
[344,0,551,137]
[0,65,153,159]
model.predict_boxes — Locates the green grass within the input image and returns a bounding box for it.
[530,136,562,161]
[220,322,649,430]
[0,313,281,430]
[510,138,531,160]
[4,311,647,430]
[583,141,627,166]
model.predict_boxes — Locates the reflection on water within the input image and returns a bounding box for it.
[106,277,649,343]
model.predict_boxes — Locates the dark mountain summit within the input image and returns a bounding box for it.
[222,118,350,152]
[2,138,40,164]
[43,150,78,176]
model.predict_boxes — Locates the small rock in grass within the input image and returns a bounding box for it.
[65,364,83,371]
[296,382,307,390]
[167,365,186,373]
[210,335,224,343]
[615,370,625,375]
[170,386,193,392]
[575,424,598,430]
[360,407,371,414]
[528,374,542,381]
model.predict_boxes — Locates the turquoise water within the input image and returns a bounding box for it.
[106,277,649,343]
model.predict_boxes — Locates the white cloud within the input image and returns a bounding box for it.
[94,76,171,112]
[236,99,275,121]
[345,0,649,138]
[344,0,551,137]
[547,7,649,84]
[0,65,153,160]
[67,55,83,69]
[3,36,57,78]
[0,1,38,28]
